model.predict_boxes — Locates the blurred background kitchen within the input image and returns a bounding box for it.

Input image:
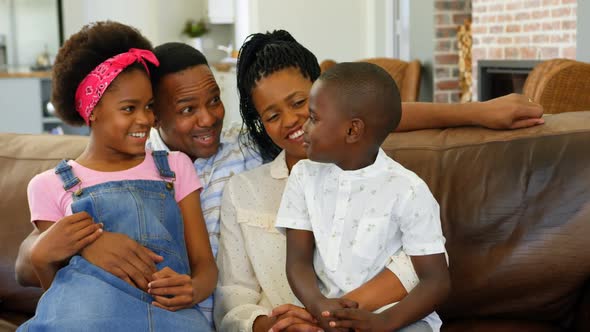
[1,0,588,135]
[1,0,422,135]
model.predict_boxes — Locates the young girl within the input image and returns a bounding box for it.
[19,21,216,331]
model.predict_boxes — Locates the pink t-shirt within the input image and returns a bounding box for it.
[27,150,201,223]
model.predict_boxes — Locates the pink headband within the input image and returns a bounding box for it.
[74,48,159,125]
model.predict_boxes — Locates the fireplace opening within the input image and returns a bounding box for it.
[478,60,541,101]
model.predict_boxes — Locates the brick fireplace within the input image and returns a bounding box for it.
[433,0,577,102]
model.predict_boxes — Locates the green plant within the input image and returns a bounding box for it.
[182,19,209,38]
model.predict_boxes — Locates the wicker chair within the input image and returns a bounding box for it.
[523,59,590,114]
[319,58,422,102]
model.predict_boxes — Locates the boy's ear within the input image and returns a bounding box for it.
[346,118,365,143]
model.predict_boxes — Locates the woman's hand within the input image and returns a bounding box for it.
[266,304,322,332]
[148,266,198,311]
[476,93,544,129]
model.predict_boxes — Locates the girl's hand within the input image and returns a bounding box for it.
[323,308,389,332]
[31,212,103,267]
[268,304,322,332]
[148,266,197,311]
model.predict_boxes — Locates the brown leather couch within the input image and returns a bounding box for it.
[1,112,589,331]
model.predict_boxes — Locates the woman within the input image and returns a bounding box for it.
[214,30,544,332]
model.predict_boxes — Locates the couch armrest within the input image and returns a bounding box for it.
[575,279,590,332]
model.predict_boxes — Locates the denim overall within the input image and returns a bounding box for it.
[19,151,212,331]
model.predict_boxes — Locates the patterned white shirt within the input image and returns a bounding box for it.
[275,148,446,331]
[214,150,419,332]
[147,124,262,325]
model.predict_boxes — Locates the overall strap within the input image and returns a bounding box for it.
[54,160,81,191]
[152,150,176,180]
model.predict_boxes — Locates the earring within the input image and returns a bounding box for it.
[89,112,95,121]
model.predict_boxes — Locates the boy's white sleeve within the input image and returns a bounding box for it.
[386,250,420,292]
[398,181,447,256]
[275,163,312,233]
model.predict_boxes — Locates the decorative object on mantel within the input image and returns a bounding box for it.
[31,45,52,71]
[457,19,472,103]
[182,19,209,52]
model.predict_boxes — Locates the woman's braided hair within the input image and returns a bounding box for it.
[236,30,320,162]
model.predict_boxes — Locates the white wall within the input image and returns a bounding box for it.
[0,0,60,66]
[15,0,59,66]
[62,0,202,46]
[409,0,434,101]
[250,0,370,63]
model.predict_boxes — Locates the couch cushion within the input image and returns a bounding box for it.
[382,112,590,328]
[0,134,88,317]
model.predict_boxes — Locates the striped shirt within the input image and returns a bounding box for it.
[147,124,262,326]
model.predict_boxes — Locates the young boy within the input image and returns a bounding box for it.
[275,62,450,332]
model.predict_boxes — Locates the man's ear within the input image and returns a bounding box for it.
[346,118,365,143]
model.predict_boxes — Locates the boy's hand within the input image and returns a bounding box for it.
[310,298,358,332]
[324,308,389,332]
[312,298,358,317]
[267,304,321,332]
[30,212,103,267]
[148,266,197,311]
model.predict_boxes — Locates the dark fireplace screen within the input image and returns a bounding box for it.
[478,60,541,101]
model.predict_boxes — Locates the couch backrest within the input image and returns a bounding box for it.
[0,133,88,318]
[382,112,590,327]
[1,113,589,327]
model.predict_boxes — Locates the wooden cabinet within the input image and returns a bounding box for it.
[0,77,55,134]
[0,74,87,135]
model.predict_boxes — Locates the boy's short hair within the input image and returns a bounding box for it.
[151,42,209,93]
[318,62,402,144]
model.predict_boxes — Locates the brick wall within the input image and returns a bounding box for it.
[471,0,577,100]
[434,0,472,103]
